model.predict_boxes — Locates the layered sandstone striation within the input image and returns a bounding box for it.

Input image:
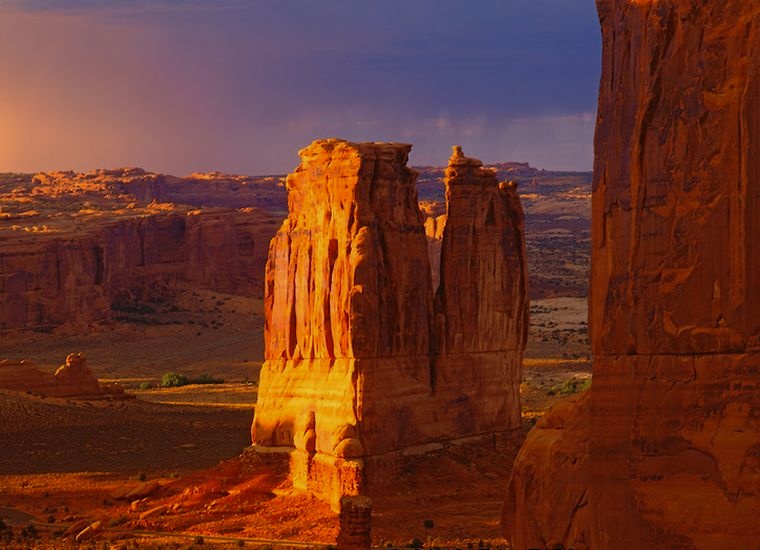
[506,2,760,548]
[0,170,279,330]
[0,353,107,397]
[252,139,527,508]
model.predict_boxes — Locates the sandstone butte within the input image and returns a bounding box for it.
[0,352,116,398]
[0,169,280,330]
[252,139,528,509]
[505,1,760,548]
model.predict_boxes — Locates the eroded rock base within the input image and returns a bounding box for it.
[337,496,372,550]
[252,139,528,511]
[258,429,520,511]
[506,353,760,549]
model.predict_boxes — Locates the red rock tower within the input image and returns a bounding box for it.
[252,139,528,508]
[506,2,760,548]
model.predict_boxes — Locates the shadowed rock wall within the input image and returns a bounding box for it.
[505,2,760,548]
[0,210,275,330]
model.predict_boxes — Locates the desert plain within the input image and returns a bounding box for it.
[0,159,591,549]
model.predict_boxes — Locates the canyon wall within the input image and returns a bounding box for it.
[0,169,279,331]
[252,139,527,508]
[0,210,275,330]
[505,2,760,548]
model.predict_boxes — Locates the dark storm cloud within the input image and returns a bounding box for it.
[0,0,243,14]
[0,0,601,173]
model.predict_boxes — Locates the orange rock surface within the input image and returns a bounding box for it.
[0,352,104,397]
[253,139,528,508]
[506,2,760,548]
[0,170,279,330]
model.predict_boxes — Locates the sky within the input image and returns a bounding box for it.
[0,0,601,175]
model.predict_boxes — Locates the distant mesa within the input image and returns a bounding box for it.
[0,352,121,398]
[251,138,528,509]
[0,150,588,332]
[0,169,282,331]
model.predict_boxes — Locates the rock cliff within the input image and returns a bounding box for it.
[252,139,527,509]
[0,210,276,330]
[506,2,760,548]
[0,170,279,331]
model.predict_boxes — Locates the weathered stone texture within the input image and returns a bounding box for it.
[0,210,276,330]
[0,353,105,398]
[253,139,528,508]
[591,1,760,357]
[263,139,432,362]
[337,495,372,550]
[506,2,760,549]
[0,168,280,331]
[436,146,527,355]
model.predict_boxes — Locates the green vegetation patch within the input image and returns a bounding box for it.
[548,376,591,396]
[160,372,225,387]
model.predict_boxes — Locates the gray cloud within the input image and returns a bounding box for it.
[0,0,601,174]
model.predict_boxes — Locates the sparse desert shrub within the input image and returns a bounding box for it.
[190,373,224,385]
[407,539,423,549]
[423,519,434,529]
[193,535,205,545]
[547,377,591,396]
[138,382,152,390]
[160,372,190,387]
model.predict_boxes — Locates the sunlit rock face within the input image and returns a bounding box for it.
[0,168,281,333]
[505,2,760,548]
[0,353,104,398]
[0,211,275,330]
[252,139,528,508]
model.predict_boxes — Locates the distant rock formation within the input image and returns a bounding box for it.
[252,139,527,509]
[31,168,167,204]
[505,2,760,548]
[0,210,276,330]
[0,353,109,397]
[0,170,281,330]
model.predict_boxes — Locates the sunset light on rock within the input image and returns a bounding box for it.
[2,1,758,549]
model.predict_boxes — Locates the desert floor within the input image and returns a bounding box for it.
[0,291,590,549]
